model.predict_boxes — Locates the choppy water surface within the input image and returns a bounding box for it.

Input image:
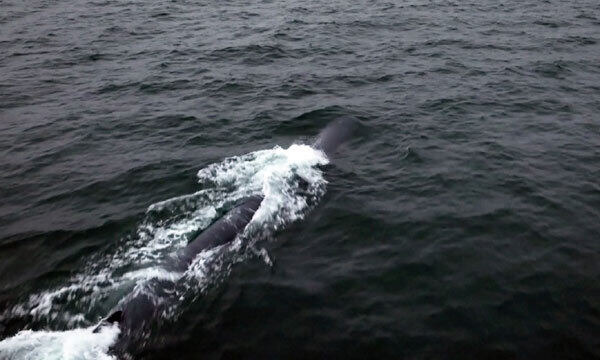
[1,0,600,359]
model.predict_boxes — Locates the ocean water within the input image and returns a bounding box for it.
[1,0,600,359]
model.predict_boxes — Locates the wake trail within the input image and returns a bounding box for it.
[0,143,329,360]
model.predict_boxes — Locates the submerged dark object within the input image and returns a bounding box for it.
[99,117,358,349]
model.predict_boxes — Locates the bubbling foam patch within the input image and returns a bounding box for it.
[0,324,120,360]
[0,144,329,359]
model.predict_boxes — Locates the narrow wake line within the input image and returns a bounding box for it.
[0,143,329,360]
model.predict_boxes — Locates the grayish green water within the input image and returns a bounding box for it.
[1,0,600,359]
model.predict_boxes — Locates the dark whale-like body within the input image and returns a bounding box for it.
[100,117,358,350]
[174,195,263,269]
[98,196,264,348]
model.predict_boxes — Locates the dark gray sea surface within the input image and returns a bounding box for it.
[1,0,600,358]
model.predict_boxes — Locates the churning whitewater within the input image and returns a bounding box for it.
[0,143,329,360]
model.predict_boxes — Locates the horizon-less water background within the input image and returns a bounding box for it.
[1,0,600,359]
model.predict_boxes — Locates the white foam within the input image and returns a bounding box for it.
[0,324,120,360]
[196,143,328,228]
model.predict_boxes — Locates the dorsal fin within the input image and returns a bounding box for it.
[312,116,358,157]
[93,310,123,333]
[105,310,123,324]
